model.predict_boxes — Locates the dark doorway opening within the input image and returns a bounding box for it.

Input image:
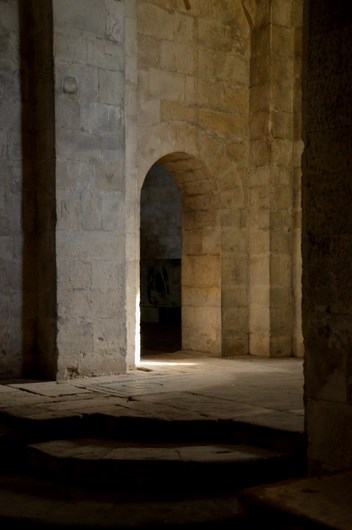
[140,163,182,357]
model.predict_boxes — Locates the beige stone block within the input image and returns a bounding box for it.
[271,185,292,209]
[202,228,221,255]
[250,139,271,167]
[271,232,291,254]
[160,40,195,75]
[92,260,121,291]
[272,56,294,87]
[222,287,248,308]
[250,84,271,112]
[137,2,175,40]
[271,286,292,308]
[197,79,223,108]
[250,185,270,209]
[87,36,124,71]
[199,109,246,139]
[270,255,291,287]
[102,191,125,231]
[148,68,185,101]
[138,35,160,69]
[222,306,249,333]
[250,55,271,86]
[271,110,294,140]
[95,163,124,191]
[215,52,249,84]
[221,84,249,113]
[183,230,202,255]
[93,317,126,352]
[58,289,92,319]
[57,231,121,260]
[271,85,293,112]
[249,332,270,357]
[222,334,248,357]
[249,305,270,332]
[272,0,293,27]
[272,25,294,57]
[184,75,196,105]
[138,98,161,126]
[222,229,248,255]
[271,139,293,167]
[252,25,270,58]
[161,101,196,122]
[197,47,216,81]
[183,178,218,196]
[270,335,292,357]
[182,286,220,308]
[250,255,270,286]
[249,111,269,140]
[249,207,270,230]
[57,318,94,354]
[222,256,248,285]
[249,285,270,307]
[192,255,221,288]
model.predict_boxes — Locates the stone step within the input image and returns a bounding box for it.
[27,438,303,493]
[0,472,253,530]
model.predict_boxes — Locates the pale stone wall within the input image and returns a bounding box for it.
[249,0,303,357]
[0,0,22,378]
[53,0,127,377]
[303,0,352,472]
[136,0,252,356]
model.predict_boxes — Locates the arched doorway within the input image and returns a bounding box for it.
[140,163,182,357]
[138,152,221,362]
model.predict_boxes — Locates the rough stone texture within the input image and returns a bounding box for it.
[0,0,22,378]
[302,0,352,472]
[53,0,127,378]
[249,0,303,357]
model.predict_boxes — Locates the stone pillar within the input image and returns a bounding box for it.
[249,0,297,356]
[53,0,127,378]
[303,0,352,472]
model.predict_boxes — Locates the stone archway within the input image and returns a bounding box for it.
[140,152,221,360]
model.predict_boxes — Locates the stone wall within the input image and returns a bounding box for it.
[0,0,23,378]
[53,0,127,378]
[136,0,252,356]
[303,0,352,472]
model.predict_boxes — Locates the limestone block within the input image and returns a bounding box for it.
[160,40,195,74]
[138,35,160,69]
[202,228,221,255]
[271,232,291,254]
[249,332,270,356]
[55,63,99,102]
[101,132,125,163]
[214,52,249,84]
[56,129,101,162]
[57,318,94,354]
[183,230,202,255]
[53,0,106,34]
[138,98,161,126]
[95,161,124,191]
[270,255,291,287]
[249,285,269,307]
[272,56,294,87]
[249,305,270,331]
[222,85,249,113]
[56,191,81,230]
[197,47,216,81]
[198,109,246,139]
[184,75,196,104]
[222,229,247,255]
[271,111,293,140]
[271,139,293,167]
[148,69,184,102]
[105,0,124,44]
[249,255,270,286]
[252,25,270,58]
[92,288,121,318]
[57,231,121,260]
[270,335,292,357]
[222,287,249,308]
[58,259,92,290]
[137,2,175,40]
[249,207,270,231]
[182,286,220,307]
[58,288,93,319]
[249,140,271,167]
[250,84,270,112]
[57,160,94,191]
[54,29,87,64]
[99,70,124,105]
[271,85,293,112]
[87,36,124,71]
[249,185,270,209]
[102,191,125,231]
[222,256,248,285]
[55,97,81,130]
[80,191,102,231]
[222,306,249,333]
[250,55,271,86]
[271,25,294,57]
[222,334,248,356]
[93,318,126,352]
[272,0,292,28]
[174,12,194,43]
[92,260,121,290]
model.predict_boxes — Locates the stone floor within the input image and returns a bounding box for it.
[0,352,304,431]
[1,353,351,529]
